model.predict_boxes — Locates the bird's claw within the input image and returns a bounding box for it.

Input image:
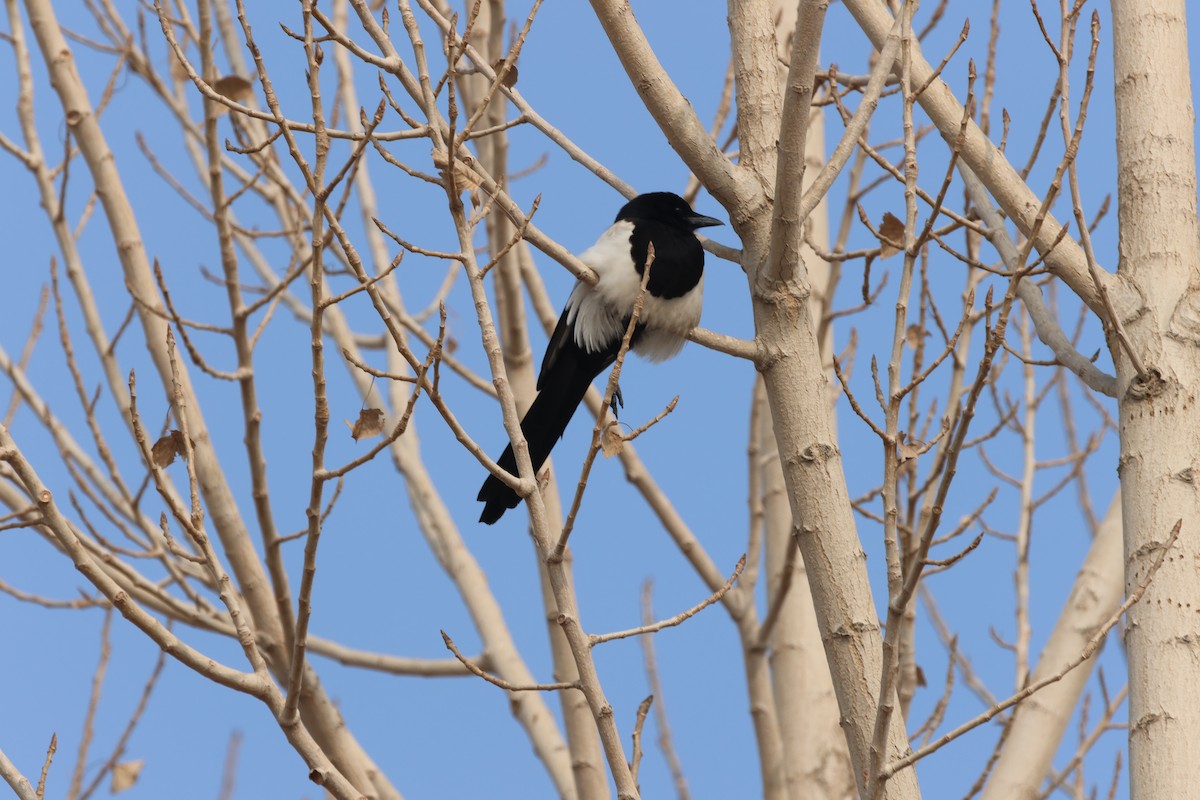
[609,385,624,419]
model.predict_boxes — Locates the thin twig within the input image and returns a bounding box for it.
[882,519,1182,777]
[590,556,745,646]
[441,631,578,692]
[34,735,55,800]
[639,582,691,800]
[68,608,112,800]
[628,695,653,785]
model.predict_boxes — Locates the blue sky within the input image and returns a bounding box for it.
[2,1,1199,798]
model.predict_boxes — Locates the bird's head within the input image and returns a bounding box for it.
[615,192,724,232]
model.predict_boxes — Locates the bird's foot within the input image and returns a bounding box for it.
[609,385,624,419]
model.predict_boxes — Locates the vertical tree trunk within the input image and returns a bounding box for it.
[759,385,857,799]
[757,6,855,798]
[1110,2,1200,798]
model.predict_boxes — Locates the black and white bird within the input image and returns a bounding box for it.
[477,191,723,524]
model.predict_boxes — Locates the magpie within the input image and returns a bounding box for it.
[477,191,723,525]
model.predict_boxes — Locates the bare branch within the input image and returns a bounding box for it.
[885,519,1182,777]
[591,556,745,646]
[441,631,579,693]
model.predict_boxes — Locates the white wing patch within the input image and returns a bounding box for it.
[564,283,624,354]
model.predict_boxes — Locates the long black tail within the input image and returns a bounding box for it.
[477,349,608,525]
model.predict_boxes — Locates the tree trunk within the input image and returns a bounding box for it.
[1110,2,1200,798]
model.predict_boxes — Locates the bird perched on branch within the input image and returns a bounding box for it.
[477,191,723,525]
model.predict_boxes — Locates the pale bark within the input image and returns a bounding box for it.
[22,2,397,794]
[23,0,280,644]
[0,745,37,800]
[759,384,856,800]
[960,165,1118,398]
[0,429,367,799]
[751,3,919,795]
[761,9,855,793]
[465,4,608,794]
[750,264,922,798]
[1109,2,1200,798]
[9,0,1184,795]
[981,497,1123,799]
[585,0,751,204]
[587,3,920,794]
[841,0,1107,315]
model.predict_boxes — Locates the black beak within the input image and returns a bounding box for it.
[688,214,724,229]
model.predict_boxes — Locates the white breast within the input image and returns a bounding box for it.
[572,220,703,361]
[633,275,704,362]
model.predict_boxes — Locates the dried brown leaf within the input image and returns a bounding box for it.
[346,408,386,441]
[213,75,253,102]
[110,760,144,793]
[491,59,518,88]
[209,75,253,118]
[905,324,926,350]
[600,420,625,458]
[878,212,905,258]
[431,147,481,191]
[897,431,925,464]
[150,430,191,468]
